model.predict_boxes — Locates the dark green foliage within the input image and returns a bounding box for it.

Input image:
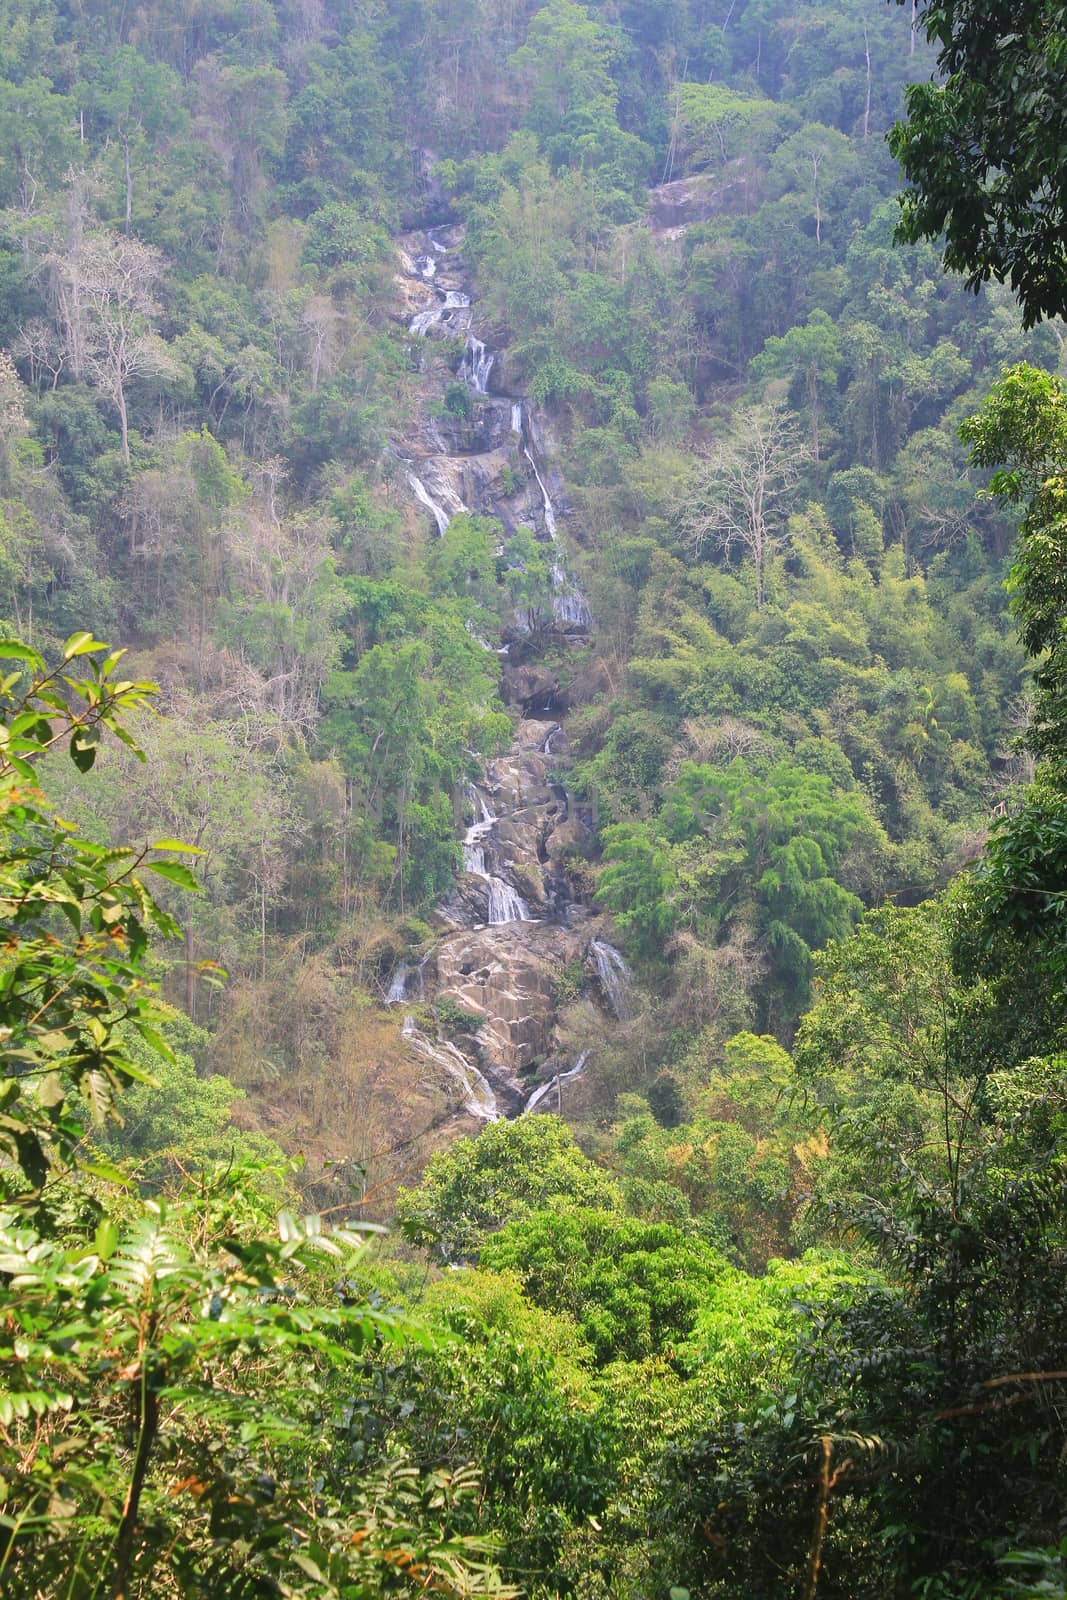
[890,0,1067,325]
[647,1070,684,1128]
[0,634,180,1198]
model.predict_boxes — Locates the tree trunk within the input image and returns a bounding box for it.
[112,1372,159,1600]
[117,382,130,465]
[123,134,132,236]
[185,925,196,1020]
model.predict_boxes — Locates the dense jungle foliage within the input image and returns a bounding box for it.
[1,0,1066,1596]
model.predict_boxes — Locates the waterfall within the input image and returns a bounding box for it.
[461,334,495,395]
[488,877,531,925]
[591,939,632,1020]
[524,1050,591,1115]
[523,445,558,537]
[402,1015,499,1121]
[551,559,593,628]
[462,786,533,923]
[463,784,496,875]
[406,469,450,537]
[389,225,614,1127]
[467,620,495,652]
[387,958,425,1004]
[409,288,470,338]
[522,441,590,624]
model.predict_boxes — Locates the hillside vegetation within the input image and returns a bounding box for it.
[1,2,1066,1596]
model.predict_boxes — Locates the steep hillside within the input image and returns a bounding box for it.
[0,0,1055,1195]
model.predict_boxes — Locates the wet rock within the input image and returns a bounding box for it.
[433,921,587,1083]
[432,874,490,931]
[545,815,593,863]
[514,719,563,754]
[503,664,564,716]
[432,398,517,458]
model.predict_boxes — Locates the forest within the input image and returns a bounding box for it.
[0,0,1065,1595]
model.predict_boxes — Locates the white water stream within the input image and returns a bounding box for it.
[389,228,631,1126]
[402,1015,499,1121]
[406,469,451,537]
[409,288,471,338]
[591,939,632,1020]
[460,334,495,395]
[524,1050,591,1115]
[462,784,533,925]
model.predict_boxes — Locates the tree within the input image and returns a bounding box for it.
[0,631,181,1199]
[750,311,841,460]
[958,363,1067,763]
[596,820,677,957]
[665,759,870,1007]
[479,1208,727,1364]
[42,227,177,463]
[672,82,782,171]
[889,0,1067,325]
[0,632,510,1600]
[678,402,811,608]
[395,1116,621,1263]
[75,46,186,236]
[0,1164,511,1599]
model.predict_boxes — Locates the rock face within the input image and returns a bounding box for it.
[645,168,755,237]
[434,921,586,1083]
[389,227,629,1123]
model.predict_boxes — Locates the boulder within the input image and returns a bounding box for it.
[545,814,593,863]
[503,663,564,716]
[433,921,586,1084]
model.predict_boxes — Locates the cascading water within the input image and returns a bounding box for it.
[487,878,531,925]
[390,226,637,1131]
[552,562,593,628]
[591,939,633,1021]
[409,288,471,338]
[402,1015,499,1121]
[462,784,495,876]
[406,469,451,537]
[522,445,559,537]
[462,784,533,924]
[460,334,495,395]
[524,1050,591,1115]
[386,959,426,1005]
[522,443,592,625]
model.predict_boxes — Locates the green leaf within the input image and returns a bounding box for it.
[62,632,106,661]
[69,732,97,774]
[132,1023,175,1064]
[95,1218,120,1258]
[0,640,43,664]
[4,753,38,782]
[151,839,204,854]
[145,861,201,891]
[291,1554,326,1583]
[83,1161,131,1188]
[38,1073,66,1110]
